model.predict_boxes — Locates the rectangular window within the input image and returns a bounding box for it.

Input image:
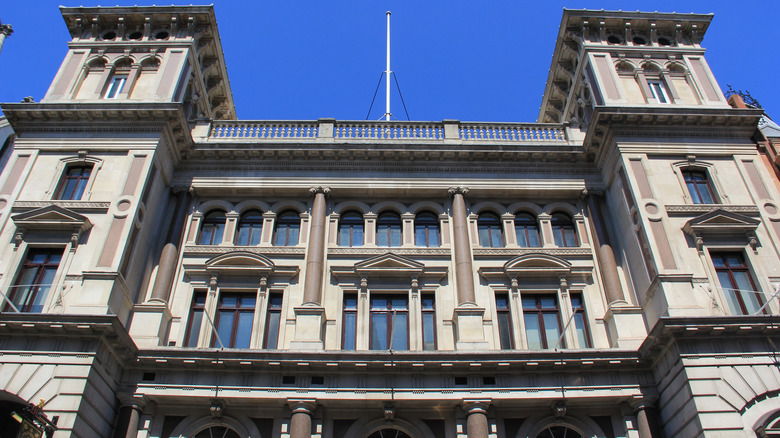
[56,165,92,200]
[712,252,765,315]
[5,248,62,313]
[648,80,670,104]
[213,293,256,348]
[104,74,127,98]
[421,294,436,350]
[570,294,591,348]
[343,293,358,350]
[495,293,513,349]
[682,169,716,204]
[263,293,283,349]
[522,294,563,349]
[370,294,408,350]
[184,291,207,347]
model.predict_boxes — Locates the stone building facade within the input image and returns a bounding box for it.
[0,5,778,438]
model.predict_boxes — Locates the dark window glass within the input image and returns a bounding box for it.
[523,294,563,349]
[213,293,256,348]
[495,293,513,349]
[184,292,207,347]
[515,213,540,247]
[370,294,408,350]
[235,210,263,246]
[264,293,283,349]
[551,213,577,247]
[536,426,584,438]
[104,74,127,98]
[712,252,764,315]
[56,165,92,200]
[367,429,412,438]
[5,248,62,313]
[414,212,440,247]
[343,294,358,350]
[338,211,364,247]
[199,210,226,245]
[478,213,503,247]
[683,169,716,204]
[421,294,436,350]
[570,294,591,348]
[194,427,241,438]
[377,212,402,247]
[274,210,300,246]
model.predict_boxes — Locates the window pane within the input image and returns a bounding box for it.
[377,228,388,247]
[422,313,435,350]
[265,312,280,349]
[478,226,490,247]
[415,226,426,246]
[524,314,542,349]
[353,227,363,246]
[31,269,56,313]
[343,313,356,350]
[371,313,388,350]
[543,313,562,349]
[497,312,512,349]
[215,312,234,348]
[236,227,250,245]
[491,229,502,247]
[234,312,254,348]
[574,314,589,348]
[391,313,408,350]
[733,271,762,314]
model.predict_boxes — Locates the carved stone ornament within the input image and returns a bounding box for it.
[383,402,395,421]
[448,186,469,197]
[553,400,567,418]
[309,186,331,197]
[210,399,224,420]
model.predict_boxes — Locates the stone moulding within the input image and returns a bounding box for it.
[12,200,111,213]
[665,204,760,216]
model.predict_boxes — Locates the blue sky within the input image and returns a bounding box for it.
[0,1,776,122]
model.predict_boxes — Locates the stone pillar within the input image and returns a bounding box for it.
[463,400,490,438]
[113,397,145,438]
[302,186,329,305]
[449,187,488,349]
[633,399,663,438]
[450,187,476,305]
[288,399,316,438]
[150,189,190,302]
[583,190,625,306]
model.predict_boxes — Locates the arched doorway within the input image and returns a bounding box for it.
[366,428,412,438]
[536,425,584,438]
[193,425,242,438]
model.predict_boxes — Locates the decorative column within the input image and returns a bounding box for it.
[632,398,662,438]
[113,397,145,438]
[463,399,490,438]
[449,187,488,349]
[584,189,646,348]
[130,188,190,346]
[291,187,328,349]
[288,399,316,438]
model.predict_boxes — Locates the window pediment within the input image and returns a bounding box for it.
[504,253,572,277]
[203,251,299,278]
[12,205,92,234]
[683,209,760,236]
[331,252,446,281]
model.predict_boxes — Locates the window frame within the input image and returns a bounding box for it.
[495,292,514,349]
[273,210,301,246]
[55,164,94,200]
[682,168,718,204]
[421,293,437,350]
[198,210,227,245]
[414,212,441,247]
[648,79,670,104]
[211,292,256,349]
[184,291,207,347]
[376,212,402,247]
[338,210,364,247]
[4,248,63,313]
[104,73,128,99]
[234,209,264,246]
[522,294,565,349]
[478,212,504,248]
[710,251,766,315]
[369,293,409,350]
[514,212,541,247]
[342,293,358,350]
[569,293,592,348]
[263,292,283,349]
[550,213,578,247]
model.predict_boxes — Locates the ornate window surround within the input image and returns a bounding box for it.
[47,152,103,200]
[671,157,728,205]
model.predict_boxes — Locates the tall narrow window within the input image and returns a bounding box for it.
[370,294,408,350]
[5,249,62,313]
[682,169,716,204]
[235,210,263,246]
[648,80,670,104]
[495,293,513,349]
[56,165,92,200]
[478,212,504,247]
[421,294,436,350]
[184,292,207,347]
[263,293,283,349]
[415,212,440,247]
[712,252,765,315]
[523,294,563,349]
[551,213,577,247]
[213,293,256,348]
[343,294,358,350]
[570,294,591,348]
[376,212,402,247]
[199,210,226,245]
[104,74,127,98]
[338,211,364,247]
[515,213,540,247]
[274,210,300,246]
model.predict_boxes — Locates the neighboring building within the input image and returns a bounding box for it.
[0,5,778,438]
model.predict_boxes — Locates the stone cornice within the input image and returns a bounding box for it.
[183,245,306,257]
[12,200,111,213]
[664,204,760,216]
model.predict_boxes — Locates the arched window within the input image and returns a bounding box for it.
[367,428,412,438]
[414,211,440,247]
[758,411,780,437]
[338,210,364,247]
[515,213,540,247]
[199,210,226,245]
[478,212,503,247]
[194,426,241,438]
[682,169,717,204]
[551,213,577,247]
[235,210,263,246]
[377,212,402,247]
[536,426,584,438]
[274,210,300,246]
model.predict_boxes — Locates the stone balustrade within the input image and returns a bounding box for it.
[205,119,569,143]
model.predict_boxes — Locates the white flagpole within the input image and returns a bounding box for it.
[385,11,391,121]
